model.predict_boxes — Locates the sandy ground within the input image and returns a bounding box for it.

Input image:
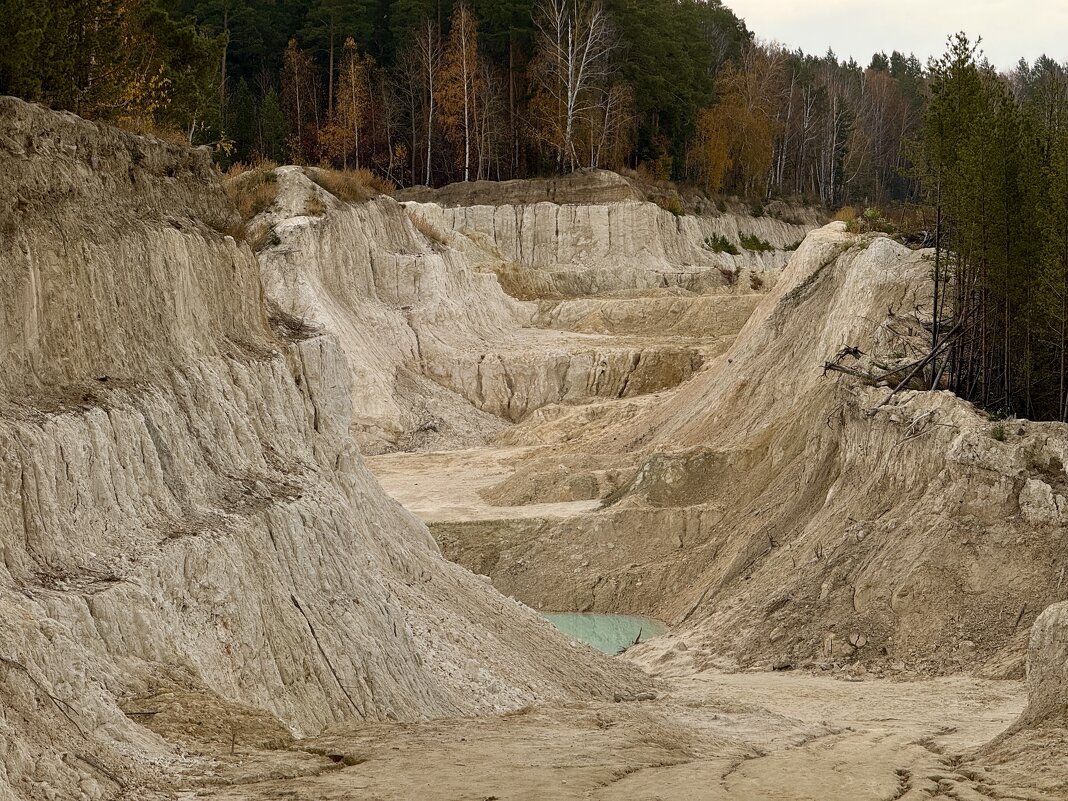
[368,446,601,522]
[182,669,1034,800]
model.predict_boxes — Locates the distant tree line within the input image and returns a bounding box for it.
[0,0,929,206]
[0,0,910,205]
[690,44,926,207]
[0,0,222,139]
[916,35,1068,422]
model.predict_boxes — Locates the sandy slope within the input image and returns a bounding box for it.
[350,183,1068,796]
[0,98,649,800]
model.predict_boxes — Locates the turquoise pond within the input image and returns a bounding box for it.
[542,613,668,655]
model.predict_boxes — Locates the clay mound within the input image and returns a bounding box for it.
[0,97,647,800]
[442,223,1068,677]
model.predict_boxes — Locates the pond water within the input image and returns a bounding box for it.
[542,612,668,656]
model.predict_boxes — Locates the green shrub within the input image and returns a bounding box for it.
[750,202,765,217]
[990,423,1006,441]
[703,234,740,255]
[740,234,774,252]
[784,239,803,251]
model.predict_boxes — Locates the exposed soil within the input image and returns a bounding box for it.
[350,217,1068,798]
[183,669,1049,800]
[8,97,1067,801]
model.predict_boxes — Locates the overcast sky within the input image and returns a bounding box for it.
[724,1,1067,70]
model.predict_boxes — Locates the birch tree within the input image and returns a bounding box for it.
[281,39,320,162]
[529,0,618,171]
[414,18,442,184]
[336,37,371,167]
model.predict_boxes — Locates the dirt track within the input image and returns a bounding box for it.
[190,670,1038,800]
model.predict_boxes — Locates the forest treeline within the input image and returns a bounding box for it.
[1,0,929,206]
[918,36,1068,422]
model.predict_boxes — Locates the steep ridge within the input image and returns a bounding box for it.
[0,97,647,801]
[427,222,1068,679]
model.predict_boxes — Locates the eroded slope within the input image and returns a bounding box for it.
[0,97,646,801]
[421,222,1068,680]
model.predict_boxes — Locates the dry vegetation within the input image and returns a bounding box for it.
[113,115,191,146]
[831,206,857,225]
[304,193,327,216]
[225,162,280,221]
[310,167,395,202]
[221,162,283,249]
[409,212,449,248]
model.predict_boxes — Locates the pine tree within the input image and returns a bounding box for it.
[0,0,52,98]
[229,77,258,160]
[259,87,286,160]
[301,0,375,115]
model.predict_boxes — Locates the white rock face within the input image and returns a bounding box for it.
[0,97,644,800]
[1020,602,1068,725]
[1019,479,1068,525]
[256,169,708,449]
[405,197,809,296]
[436,224,1068,679]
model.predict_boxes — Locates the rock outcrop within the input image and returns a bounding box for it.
[432,223,1068,677]
[403,171,810,298]
[1017,602,1068,727]
[254,168,716,451]
[0,97,647,801]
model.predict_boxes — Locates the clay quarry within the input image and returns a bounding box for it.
[6,95,1068,800]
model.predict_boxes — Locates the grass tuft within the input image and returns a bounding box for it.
[409,212,449,247]
[656,194,686,217]
[225,163,279,222]
[703,234,740,255]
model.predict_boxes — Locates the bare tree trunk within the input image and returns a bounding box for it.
[462,13,471,180]
[220,8,229,126]
[328,16,335,115]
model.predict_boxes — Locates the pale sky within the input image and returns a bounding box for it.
[724,0,1068,70]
